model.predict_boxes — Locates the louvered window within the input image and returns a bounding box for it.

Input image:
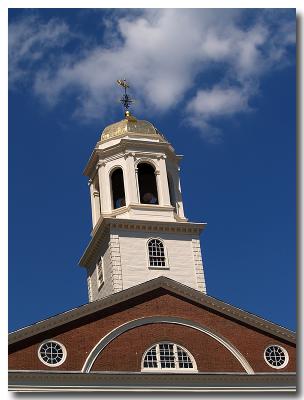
[97,256,104,288]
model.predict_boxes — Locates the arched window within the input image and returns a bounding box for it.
[137,163,158,205]
[111,168,126,209]
[142,343,197,371]
[148,239,166,267]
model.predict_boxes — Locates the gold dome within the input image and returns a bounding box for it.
[101,114,167,142]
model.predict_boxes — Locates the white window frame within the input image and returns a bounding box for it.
[38,340,67,367]
[146,238,169,270]
[264,344,289,369]
[141,342,197,373]
[97,256,104,289]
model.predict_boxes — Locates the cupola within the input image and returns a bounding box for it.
[101,112,168,143]
[79,80,206,301]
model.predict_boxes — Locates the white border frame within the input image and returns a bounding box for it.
[38,340,67,368]
[141,341,198,373]
[264,344,289,370]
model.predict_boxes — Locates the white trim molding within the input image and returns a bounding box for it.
[81,316,254,374]
[8,371,297,392]
[134,157,158,170]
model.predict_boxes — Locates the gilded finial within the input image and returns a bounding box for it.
[125,110,137,122]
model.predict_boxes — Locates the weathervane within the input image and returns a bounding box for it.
[117,79,134,115]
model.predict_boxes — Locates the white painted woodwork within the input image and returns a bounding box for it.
[83,118,207,301]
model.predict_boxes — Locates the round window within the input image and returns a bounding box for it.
[264,345,289,369]
[38,340,66,367]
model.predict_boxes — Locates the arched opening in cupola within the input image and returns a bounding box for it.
[137,163,159,205]
[111,168,126,209]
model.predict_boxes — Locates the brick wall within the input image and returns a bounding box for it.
[8,289,296,373]
[92,323,243,372]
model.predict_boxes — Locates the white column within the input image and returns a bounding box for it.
[155,169,163,205]
[157,155,171,206]
[175,167,186,219]
[88,180,96,227]
[97,161,112,212]
[124,152,138,204]
[93,191,101,222]
[90,175,101,226]
[134,166,140,203]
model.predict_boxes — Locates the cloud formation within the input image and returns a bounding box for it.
[9,15,71,86]
[9,9,295,141]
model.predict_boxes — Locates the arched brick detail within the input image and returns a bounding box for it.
[83,316,254,373]
[91,322,246,373]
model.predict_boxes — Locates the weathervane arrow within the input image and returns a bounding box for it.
[117,79,135,113]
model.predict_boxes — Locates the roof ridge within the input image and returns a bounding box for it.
[9,276,296,346]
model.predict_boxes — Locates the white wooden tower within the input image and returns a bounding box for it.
[79,82,207,301]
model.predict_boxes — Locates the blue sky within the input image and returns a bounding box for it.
[8,8,296,332]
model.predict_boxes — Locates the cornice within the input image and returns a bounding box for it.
[8,371,296,392]
[80,216,206,267]
[83,150,99,178]
[83,139,180,178]
[101,132,167,145]
[90,203,179,227]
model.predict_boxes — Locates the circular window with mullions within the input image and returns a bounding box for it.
[38,340,67,367]
[264,345,289,369]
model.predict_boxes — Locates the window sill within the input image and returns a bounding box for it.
[148,266,170,270]
[141,369,197,373]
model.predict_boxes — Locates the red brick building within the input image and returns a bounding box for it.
[9,109,296,392]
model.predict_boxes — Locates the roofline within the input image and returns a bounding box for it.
[8,277,296,346]
[8,371,297,392]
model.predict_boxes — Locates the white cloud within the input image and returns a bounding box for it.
[187,86,251,118]
[8,9,295,142]
[9,16,71,86]
[185,84,254,142]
